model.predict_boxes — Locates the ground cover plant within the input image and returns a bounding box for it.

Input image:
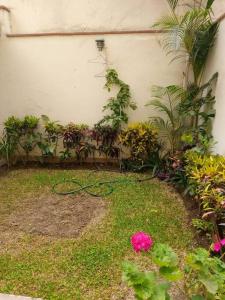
[0,168,194,299]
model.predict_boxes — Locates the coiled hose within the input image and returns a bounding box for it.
[52,165,156,198]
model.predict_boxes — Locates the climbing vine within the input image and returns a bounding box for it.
[97,69,137,129]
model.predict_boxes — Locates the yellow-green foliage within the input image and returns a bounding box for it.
[185,151,225,211]
[119,122,159,163]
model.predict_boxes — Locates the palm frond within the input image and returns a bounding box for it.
[153,15,179,30]
[147,85,186,153]
[167,0,179,11]
[206,0,215,9]
[154,7,213,66]
[191,22,218,81]
[150,85,186,103]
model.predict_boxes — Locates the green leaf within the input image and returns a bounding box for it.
[122,261,156,298]
[151,244,179,268]
[159,266,183,281]
[152,282,171,300]
[199,276,218,295]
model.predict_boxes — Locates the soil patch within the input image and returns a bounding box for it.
[1,194,107,239]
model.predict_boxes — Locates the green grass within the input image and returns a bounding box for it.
[0,168,194,299]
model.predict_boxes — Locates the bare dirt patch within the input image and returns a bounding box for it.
[1,194,107,239]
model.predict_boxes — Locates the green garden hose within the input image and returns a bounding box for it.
[52,167,156,198]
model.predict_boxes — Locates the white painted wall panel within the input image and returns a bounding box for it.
[0,0,184,130]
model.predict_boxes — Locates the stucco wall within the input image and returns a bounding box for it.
[211,19,225,155]
[0,0,184,130]
[204,3,225,154]
[3,0,168,33]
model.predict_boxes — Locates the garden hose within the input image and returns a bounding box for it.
[52,165,156,198]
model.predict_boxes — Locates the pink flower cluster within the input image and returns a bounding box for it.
[131,232,153,253]
[213,239,225,253]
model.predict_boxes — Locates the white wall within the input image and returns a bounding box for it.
[206,19,225,155]
[0,0,184,130]
[204,0,225,154]
[4,0,168,33]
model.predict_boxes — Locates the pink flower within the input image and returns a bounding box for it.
[220,239,225,247]
[213,242,222,253]
[131,232,153,253]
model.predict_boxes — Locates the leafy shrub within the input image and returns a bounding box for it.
[22,115,39,132]
[61,123,95,161]
[119,122,160,164]
[185,248,225,299]
[192,218,214,234]
[4,116,23,136]
[183,151,225,243]
[3,115,40,161]
[41,115,63,142]
[19,116,39,158]
[0,134,18,167]
[91,124,119,159]
[185,151,225,212]
[37,115,64,159]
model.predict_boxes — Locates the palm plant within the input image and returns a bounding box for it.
[147,85,186,154]
[151,0,219,150]
[154,0,218,85]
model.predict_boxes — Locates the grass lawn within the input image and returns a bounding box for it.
[0,168,194,299]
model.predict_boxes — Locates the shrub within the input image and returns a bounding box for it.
[61,123,95,161]
[63,123,88,149]
[22,115,39,132]
[4,116,23,136]
[119,122,160,164]
[184,151,225,213]
[0,134,18,167]
[3,115,40,161]
[37,115,64,159]
[91,124,119,159]
[19,116,39,159]
[185,248,225,299]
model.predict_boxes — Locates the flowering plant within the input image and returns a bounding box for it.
[122,232,225,300]
[213,238,225,253]
[123,233,182,300]
[131,232,153,253]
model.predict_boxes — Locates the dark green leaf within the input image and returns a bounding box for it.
[206,0,215,9]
